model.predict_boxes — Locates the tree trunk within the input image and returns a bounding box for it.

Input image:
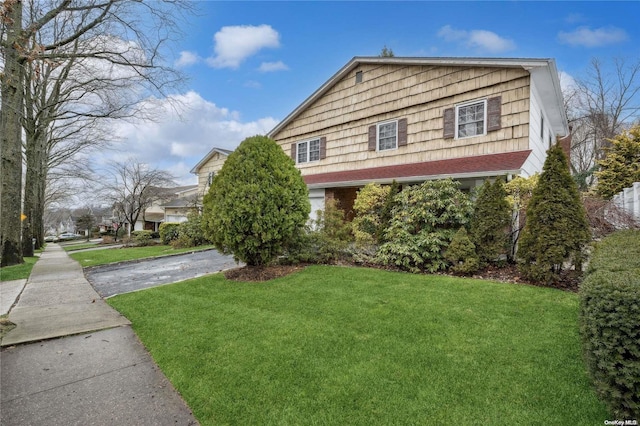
[22,137,37,257]
[1,0,25,267]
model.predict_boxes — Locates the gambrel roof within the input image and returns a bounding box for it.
[268,56,569,138]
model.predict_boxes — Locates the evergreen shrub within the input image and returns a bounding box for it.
[159,222,181,245]
[518,144,590,283]
[176,212,209,248]
[311,199,353,263]
[444,227,480,275]
[131,230,153,246]
[469,178,511,265]
[202,136,309,266]
[377,179,473,273]
[352,183,390,247]
[580,230,640,418]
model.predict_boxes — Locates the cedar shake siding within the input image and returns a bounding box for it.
[269,57,568,197]
[190,147,233,196]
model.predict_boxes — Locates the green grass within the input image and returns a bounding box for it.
[108,265,609,425]
[69,244,216,267]
[62,242,101,251]
[0,256,39,281]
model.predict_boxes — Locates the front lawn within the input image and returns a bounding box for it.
[69,244,216,267]
[0,257,39,282]
[108,265,608,425]
[62,242,101,251]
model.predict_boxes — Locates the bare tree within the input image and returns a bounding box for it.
[100,159,174,240]
[566,57,640,189]
[2,0,192,264]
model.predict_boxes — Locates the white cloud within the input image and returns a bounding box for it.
[206,25,280,69]
[175,51,201,67]
[258,61,289,72]
[437,25,467,42]
[244,80,262,89]
[558,26,628,47]
[437,25,516,53]
[107,91,278,184]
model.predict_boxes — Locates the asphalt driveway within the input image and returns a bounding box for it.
[85,249,239,297]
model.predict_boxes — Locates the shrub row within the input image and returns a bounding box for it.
[580,230,640,418]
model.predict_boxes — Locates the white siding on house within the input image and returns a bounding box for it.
[522,79,553,176]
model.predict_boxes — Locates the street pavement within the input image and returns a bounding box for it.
[0,244,198,425]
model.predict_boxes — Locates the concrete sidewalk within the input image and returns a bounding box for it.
[1,244,198,425]
[0,279,26,316]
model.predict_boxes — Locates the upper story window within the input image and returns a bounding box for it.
[456,100,486,138]
[207,171,215,186]
[368,118,407,151]
[378,120,398,151]
[296,138,321,163]
[443,96,501,140]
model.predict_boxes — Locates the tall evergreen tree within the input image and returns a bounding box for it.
[469,178,511,265]
[594,125,640,199]
[518,143,591,283]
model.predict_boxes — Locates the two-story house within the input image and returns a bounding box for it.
[190,147,234,199]
[268,57,570,217]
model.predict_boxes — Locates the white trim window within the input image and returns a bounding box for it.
[377,120,398,151]
[456,100,487,138]
[297,138,321,163]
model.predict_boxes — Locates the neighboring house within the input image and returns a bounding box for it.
[133,185,199,231]
[161,186,200,223]
[190,147,233,198]
[267,56,570,217]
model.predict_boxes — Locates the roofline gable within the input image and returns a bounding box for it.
[267,56,568,138]
[190,147,233,175]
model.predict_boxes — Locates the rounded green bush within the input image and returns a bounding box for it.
[580,230,640,418]
[202,136,310,266]
[131,230,153,246]
[159,222,181,245]
[445,227,480,275]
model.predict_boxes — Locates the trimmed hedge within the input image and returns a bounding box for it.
[580,230,640,418]
[131,230,153,246]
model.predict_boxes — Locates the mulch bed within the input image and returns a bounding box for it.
[223,262,582,292]
[224,265,307,282]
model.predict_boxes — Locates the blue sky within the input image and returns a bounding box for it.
[105,1,639,188]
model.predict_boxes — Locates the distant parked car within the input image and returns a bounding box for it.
[44,235,59,242]
[58,233,81,241]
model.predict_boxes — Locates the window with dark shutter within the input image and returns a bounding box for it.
[487,96,502,132]
[368,125,377,151]
[295,138,322,163]
[290,143,296,161]
[398,118,408,147]
[443,108,455,139]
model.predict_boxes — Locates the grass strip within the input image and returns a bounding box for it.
[108,265,608,425]
[70,244,216,267]
[0,257,39,282]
